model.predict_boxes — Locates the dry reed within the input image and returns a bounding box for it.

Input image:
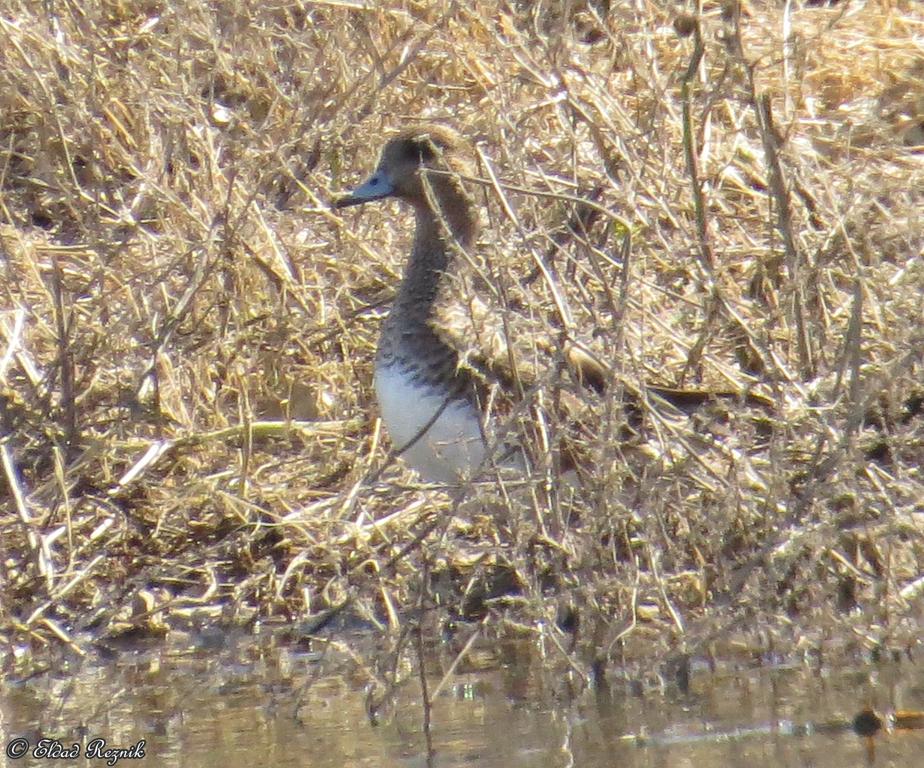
[0,0,921,680]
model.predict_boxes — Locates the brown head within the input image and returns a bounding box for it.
[334,125,476,218]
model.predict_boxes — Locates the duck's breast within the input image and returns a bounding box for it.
[374,362,486,484]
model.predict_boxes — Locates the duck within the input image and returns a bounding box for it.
[335,125,766,485]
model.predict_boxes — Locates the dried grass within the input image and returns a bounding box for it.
[0,0,922,676]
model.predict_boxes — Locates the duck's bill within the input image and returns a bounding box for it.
[334,173,394,208]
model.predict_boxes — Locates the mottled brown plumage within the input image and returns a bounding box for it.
[335,125,768,483]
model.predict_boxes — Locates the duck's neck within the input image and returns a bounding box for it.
[395,176,478,317]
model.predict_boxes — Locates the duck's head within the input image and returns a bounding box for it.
[335,125,474,210]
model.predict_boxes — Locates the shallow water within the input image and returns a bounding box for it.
[2,632,922,768]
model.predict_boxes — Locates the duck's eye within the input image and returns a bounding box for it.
[405,139,435,162]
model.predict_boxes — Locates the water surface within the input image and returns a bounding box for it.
[2,632,921,767]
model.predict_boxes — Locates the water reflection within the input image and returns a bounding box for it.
[1,631,922,767]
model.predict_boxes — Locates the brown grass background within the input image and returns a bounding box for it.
[0,0,922,673]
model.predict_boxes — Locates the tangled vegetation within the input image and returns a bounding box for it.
[0,0,921,679]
